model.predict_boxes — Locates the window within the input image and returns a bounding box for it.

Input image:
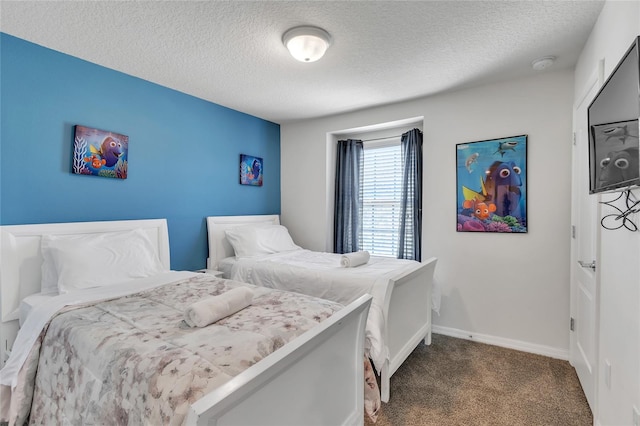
[359,140,405,257]
[334,128,422,260]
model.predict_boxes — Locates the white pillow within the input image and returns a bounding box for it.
[225,226,271,258]
[225,225,300,258]
[42,228,164,294]
[255,225,300,253]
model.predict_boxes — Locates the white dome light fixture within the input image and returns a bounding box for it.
[282,26,332,63]
[531,56,556,71]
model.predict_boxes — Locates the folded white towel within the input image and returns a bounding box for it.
[340,251,370,268]
[184,286,254,328]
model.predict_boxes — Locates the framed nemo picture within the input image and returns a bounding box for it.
[240,154,263,186]
[72,125,128,179]
[456,135,527,233]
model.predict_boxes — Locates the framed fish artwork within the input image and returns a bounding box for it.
[456,135,528,233]
[72,125,128,179]
[239,154,263,186]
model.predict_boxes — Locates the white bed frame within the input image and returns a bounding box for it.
[206,214,438,403]
[1,219,371,426]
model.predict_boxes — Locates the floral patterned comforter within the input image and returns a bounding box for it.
[8,274,379,425]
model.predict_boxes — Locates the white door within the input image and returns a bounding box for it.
[570,65,602,415]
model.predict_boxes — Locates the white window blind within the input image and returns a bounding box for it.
[360,141,404,257]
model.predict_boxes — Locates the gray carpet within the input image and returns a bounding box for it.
[366,334,592,426]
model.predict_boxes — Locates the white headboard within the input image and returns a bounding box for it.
[0,219,170,361]
[206,215,280,269]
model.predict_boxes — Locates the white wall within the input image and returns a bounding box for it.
[281,70,574,358]
[574,2,640,425]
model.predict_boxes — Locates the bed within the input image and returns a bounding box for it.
[0,219,373,425]
[206,214,439,403]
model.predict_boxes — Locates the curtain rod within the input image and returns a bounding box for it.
[362,134,402,142]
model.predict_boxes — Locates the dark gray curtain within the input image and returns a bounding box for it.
[398,129,423,261]
[334,139,363,254]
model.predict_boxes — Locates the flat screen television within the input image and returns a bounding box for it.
[588,36,640,194]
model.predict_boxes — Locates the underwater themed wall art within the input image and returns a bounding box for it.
[240,154,263,186]
[72,125,128,179]
[456,135,528,233]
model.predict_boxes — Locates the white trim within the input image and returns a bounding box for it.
[332,116,423,137]
[363,137,401,149]
[574,60,602,110]
[432,325,569,361]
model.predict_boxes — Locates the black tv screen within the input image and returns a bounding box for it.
[588,36,640,194]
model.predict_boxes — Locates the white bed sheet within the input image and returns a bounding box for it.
[224,250,423,370]
[218,256,236,277]
[1,270,195,389]
[18,293,56,327]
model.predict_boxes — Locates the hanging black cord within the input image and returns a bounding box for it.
[600,190,640,231]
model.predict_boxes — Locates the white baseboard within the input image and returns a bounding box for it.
[432,325,569,361]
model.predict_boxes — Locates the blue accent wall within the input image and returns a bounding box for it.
[0,33,281,270]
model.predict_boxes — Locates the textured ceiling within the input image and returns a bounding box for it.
[0,1,604,124]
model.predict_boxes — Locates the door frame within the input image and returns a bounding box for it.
[570,61,604,421]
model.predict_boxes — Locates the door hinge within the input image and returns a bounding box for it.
[571,225,576,239]
[570,317,575,331]
[573,132,577,146]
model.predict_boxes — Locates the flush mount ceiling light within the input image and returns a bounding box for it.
[531,56,556,71]
[282,26,332,63]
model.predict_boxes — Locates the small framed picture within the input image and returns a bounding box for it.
[240,154,263,186]
[456,135,528,233]
[72,125,128,179]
